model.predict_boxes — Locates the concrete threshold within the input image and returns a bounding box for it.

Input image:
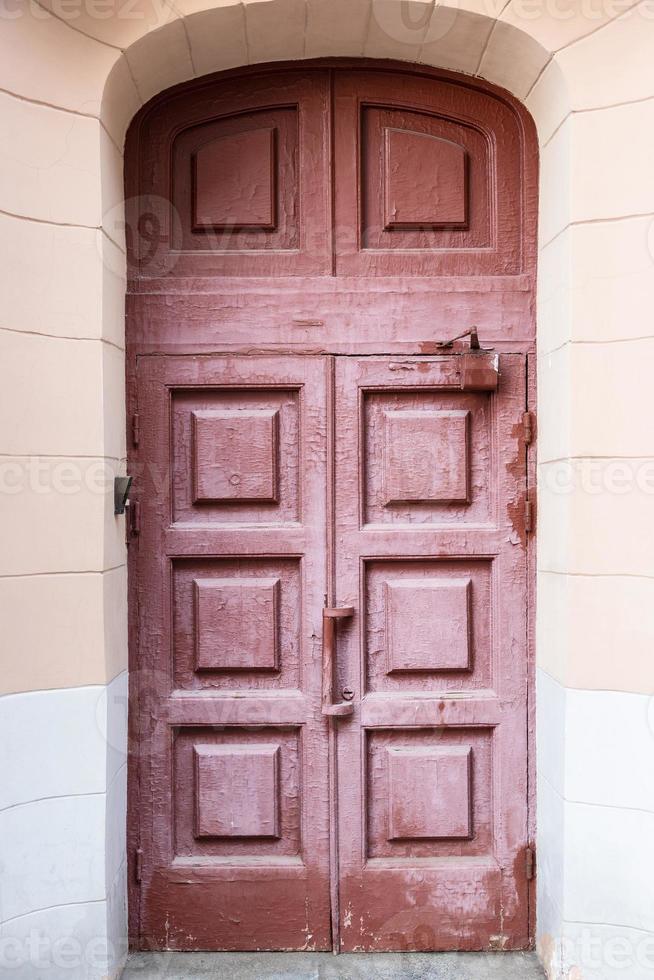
[123,951,546,979]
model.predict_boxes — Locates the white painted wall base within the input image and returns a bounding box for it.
[0,673,128,979]
[537,669,654,978]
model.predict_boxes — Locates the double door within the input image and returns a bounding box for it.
[131,350,530,951]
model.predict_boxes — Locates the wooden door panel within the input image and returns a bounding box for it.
[173,108,298,253]
[364,559,492,694]
[383,127,468,228]
[362,386,493,526]
[333,354,529,951]
[126,70,332,278]
[174,728,301,858]
[132,354,331,951]
[362,107,490,250]
[171,386,301,525]
[172,557,301,691]
[333,70,529,277]
[366,728,492,857]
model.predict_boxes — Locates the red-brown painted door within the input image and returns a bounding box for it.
[133,353,332,950]
[132,348,529,951]
[127,62,537,954]
[333,354,530,951]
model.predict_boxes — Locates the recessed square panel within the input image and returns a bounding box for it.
[364,560,492,696]
[173,558,301,693]
[366,728,492,859]
[167,87,335,274]
[385,577,471,673]
[194,744,280,838]
[363,390,491,527]
[172,388,299,526]
[387,746,472,840]
[384,127,467,228]
[194,576,280,673]
[193,127,276,231]
[383,409,469,505]
[192,409,279,503]
[174,727,301,860]
[354,101,499,275]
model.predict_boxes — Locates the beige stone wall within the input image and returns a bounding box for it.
[3,0,652,699]
[1,2,653,976]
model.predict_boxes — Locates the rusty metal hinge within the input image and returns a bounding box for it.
[135,847,143,884]
[129,499,141,537]
[131,413,140,448]
[525,846,535,880]
[523,411,535,446]
[524,496,533,534]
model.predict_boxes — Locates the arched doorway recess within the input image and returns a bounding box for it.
[125,60,538,954]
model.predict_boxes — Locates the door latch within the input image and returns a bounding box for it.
[114,475,133,515]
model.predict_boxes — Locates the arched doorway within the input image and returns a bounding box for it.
[125,60,537,954]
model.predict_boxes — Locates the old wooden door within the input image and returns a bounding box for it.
[127,63,537,954]
[133,354,332,949]
[333,354,530,951]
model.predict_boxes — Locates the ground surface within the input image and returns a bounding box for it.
[123,951,546,979]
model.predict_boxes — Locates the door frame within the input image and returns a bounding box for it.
[125,59,538,950]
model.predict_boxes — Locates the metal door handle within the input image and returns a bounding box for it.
[322,606,354,717]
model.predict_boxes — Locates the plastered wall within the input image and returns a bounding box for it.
[1,1,653,977]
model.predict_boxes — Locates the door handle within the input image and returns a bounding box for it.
[322,606,354,717]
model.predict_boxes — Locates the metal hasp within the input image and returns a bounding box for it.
[436,327,499,391]
[114,475,133,515]
[322,606,355,717]
[437,325,482,350]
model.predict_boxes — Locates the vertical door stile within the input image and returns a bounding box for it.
[328,69,337,278]
[325,354,341,952]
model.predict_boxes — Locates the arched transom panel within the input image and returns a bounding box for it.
[126,62,536,284]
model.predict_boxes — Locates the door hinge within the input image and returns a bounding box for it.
[525,846,536,880]
[131,413,140,448]
[524,496,534,534]
[523,411,535,446]
[135,847,143,884]
[129,499,141,537]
